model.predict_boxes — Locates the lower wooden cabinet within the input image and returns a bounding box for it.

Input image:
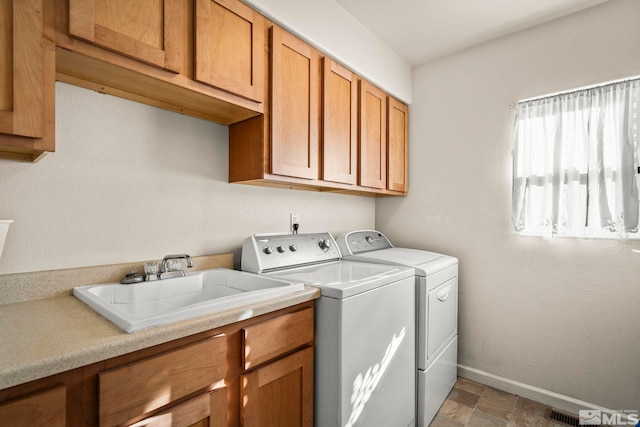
[240,347,313,427]
[240,307,314,427]
[0,301,315,427]
[0,385,66,427]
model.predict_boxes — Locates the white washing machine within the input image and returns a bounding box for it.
[242,232,416,427]
[337,230,458,427]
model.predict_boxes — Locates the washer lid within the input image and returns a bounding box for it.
[343,248,457,276]
[266,260,414,299]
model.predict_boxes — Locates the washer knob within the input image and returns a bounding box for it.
[318,239,331,251]
[277,245,286,253]
[263,246,274,255]
[289,244,298,252]
[365,235,374,244]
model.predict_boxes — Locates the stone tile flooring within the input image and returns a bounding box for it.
[430,378,571,427]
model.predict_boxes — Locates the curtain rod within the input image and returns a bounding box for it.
[509,75,640,108]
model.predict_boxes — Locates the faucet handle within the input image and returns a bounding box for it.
[165,259,182,272]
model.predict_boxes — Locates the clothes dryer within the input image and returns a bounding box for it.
[337,230,458,427]
[242,232,416,427]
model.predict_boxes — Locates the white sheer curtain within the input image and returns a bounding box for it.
[512,79,640,238]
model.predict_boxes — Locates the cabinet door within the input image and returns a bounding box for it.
[0,385,65,427]
[322,58,357,185]
[241,347,313,427]
[387,97,408,193]
[195,0,264,102]
[68,0,184,72]
[270,27,320,180]
[0,0,54,161]
[358,80,387,189]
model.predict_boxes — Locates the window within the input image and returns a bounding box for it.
[512,78,640,239]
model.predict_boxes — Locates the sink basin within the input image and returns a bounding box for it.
[73,268,304,333]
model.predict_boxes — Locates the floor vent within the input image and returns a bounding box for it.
[545,408,580,427]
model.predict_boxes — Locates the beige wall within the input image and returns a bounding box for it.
[376,0,640,410]
[1,0,637,412]
[0,82,375,274]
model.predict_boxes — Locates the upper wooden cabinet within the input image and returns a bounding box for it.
[56,0,263,127]
[270,27,320,180]
[322,58,357,185]
[228,25,321,185]
[358,80,387,190]
[194,0,264,102]
[47,0,409,193]
[387,97,408,193]
[229,23,407,196]
[0,0,55,161]
[68,0,185,72]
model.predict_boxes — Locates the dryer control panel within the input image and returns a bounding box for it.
[337,230,394,255]
[242,232,340,273]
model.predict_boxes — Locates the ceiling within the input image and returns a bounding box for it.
[333,0,611,65]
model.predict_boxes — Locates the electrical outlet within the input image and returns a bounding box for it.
[290,213,300,232]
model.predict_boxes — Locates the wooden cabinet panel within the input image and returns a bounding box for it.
[195,0,264,102]
[387,97,408,193]
[358,80,387,189]
[241,347,313,427]
[0,385,65,427]
[99,334,226,427]
[68,0,185,72]
[270,26,320,180]
[0,0,55,161]
[322,58,357,185]
[129,389,227,427]
[242,307,314,370]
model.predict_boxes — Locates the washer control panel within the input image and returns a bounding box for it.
[242,232,340,273]
[337,230,394,255]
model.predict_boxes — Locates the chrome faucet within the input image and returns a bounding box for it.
[158,254,194,279]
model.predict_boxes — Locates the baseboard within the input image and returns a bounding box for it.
[457,364,613,415]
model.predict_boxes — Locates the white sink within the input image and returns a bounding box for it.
[73,268,304,333]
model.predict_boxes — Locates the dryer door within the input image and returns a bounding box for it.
[427,276,458,360]
[418,264,458,370]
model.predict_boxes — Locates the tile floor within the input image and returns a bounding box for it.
[430,378,572,427]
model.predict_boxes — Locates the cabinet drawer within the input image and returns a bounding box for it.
[0,385,65,427]
[242,308,314,370]
[99,334,226,427]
